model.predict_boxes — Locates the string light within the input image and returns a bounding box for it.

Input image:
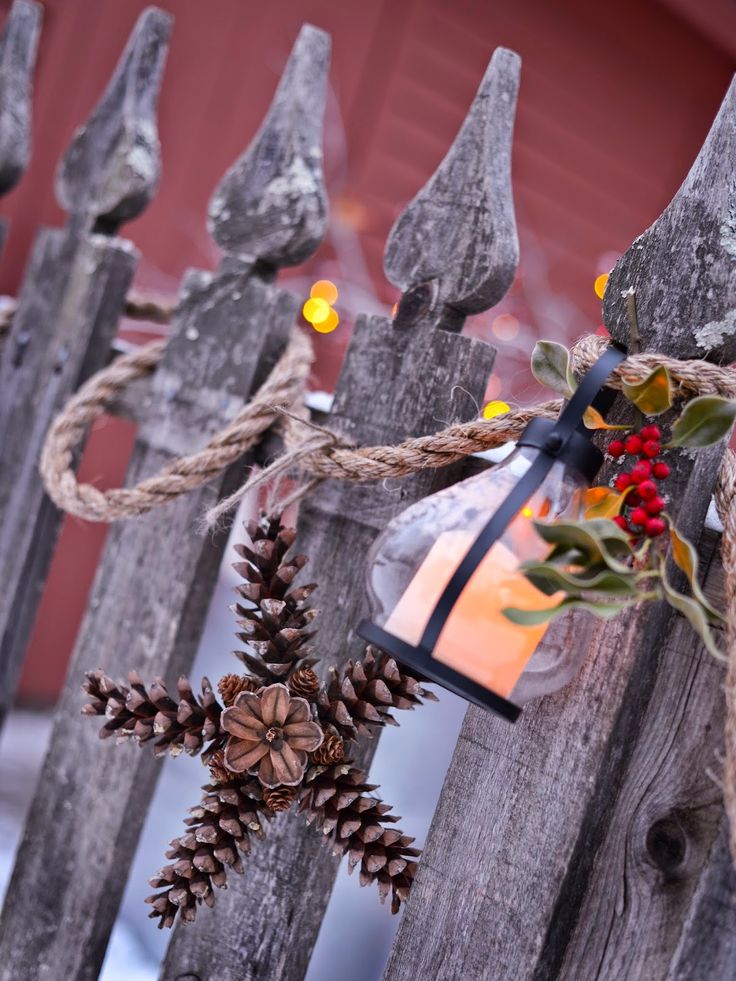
[303,280,339,334]
[482,399,510,419]
[594,273,610,299]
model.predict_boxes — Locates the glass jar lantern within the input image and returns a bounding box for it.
[357,346,625,722]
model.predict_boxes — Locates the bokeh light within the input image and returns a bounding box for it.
[310,279,339,305]
[594,273,610,299]
[491,313,520,341]
[311,307,339,334]
[485,374,503,401]
[482,399,510,419]
[303,296,331,325]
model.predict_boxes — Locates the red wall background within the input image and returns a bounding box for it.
[3,0,734,703]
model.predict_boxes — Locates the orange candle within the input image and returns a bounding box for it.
[384,529,558,698]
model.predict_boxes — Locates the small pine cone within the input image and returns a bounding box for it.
[145,777,271,928]
[218,673,257,707]
[263,785,297,813]
[300,763,420,914]
[288,667,320,700]
[208,749,235,784]
[231,515,319,683]
[319,646,437,740]
[311,729,344,765]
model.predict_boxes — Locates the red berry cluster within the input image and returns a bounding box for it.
[607,425,670,539]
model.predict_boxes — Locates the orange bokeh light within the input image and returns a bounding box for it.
[310,279,339,305]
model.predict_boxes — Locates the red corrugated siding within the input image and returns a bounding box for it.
[4,0,734,703]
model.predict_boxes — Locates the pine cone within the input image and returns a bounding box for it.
[232,515,319,682]
[218,673,257,706]
[300,763,420,913]
[288,667,320,699]
[319,646,437,740]
[146,778,272,928]
[82,671,224,760]
[311,728,344,765]
[263,786,297,813]
[208,749,235,785]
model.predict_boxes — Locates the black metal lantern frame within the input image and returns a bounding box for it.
[358,344,626,722]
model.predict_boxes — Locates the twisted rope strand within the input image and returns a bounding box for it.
[39,328,313,521]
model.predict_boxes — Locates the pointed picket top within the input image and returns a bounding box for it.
[604,75,736,362]
[56,7,171,229]
[208,24,330,266]
[0,0,42,195]
[384,46,520,328]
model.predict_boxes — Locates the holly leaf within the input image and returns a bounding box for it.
[584,486,631,520]
[668,524,724,623]
[533,519,633,572]
[521,561,637,597]
[669,395,736,448]
[503,595,632,627]
[531,341,576,397]
[660,565,724,660]
[621,366,673,416]
[583,406,630,431]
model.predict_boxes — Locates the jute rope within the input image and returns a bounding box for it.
[39,324,736,856]
[39,328,313,521]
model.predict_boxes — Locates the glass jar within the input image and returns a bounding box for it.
[357,419,599,720]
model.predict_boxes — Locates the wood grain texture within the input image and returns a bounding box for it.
[384,77,736,981]
[162,39,521,981]
[384,46,519,319]
[0,23,330,981]
[0,7,171,735]
[0,0,41,195]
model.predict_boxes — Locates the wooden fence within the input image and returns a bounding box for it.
[0,2,735,979]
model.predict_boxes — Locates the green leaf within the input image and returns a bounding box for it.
[669,395,736,448]
[668,525,724,623]
[621,365,673,416]
[533,519,633,573]
[531,341,575,397]
[660,566,725,660]
[521,561,638,597]
[503,595,632,627]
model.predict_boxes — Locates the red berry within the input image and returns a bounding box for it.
[630,507,649,527]
[646,517,666,538]
[638,480,657,501]
[624,435,642,455]
[613,515,628,531]
[630,460,652,482]
[641,440,661,458]
[608,439,625,458]
[645,496,665,515]
[640,425,661,441]
[615,473,632,491]
[652,461,670,480]
[627,491,642,507]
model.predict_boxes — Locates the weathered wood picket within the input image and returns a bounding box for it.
[0,4,735,980]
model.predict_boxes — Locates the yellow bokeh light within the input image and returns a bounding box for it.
[482,399,510,419]
[594,273,610,299]
[310,279,339,305]
[521,506,534,518]
[491,313,520,341]
[302,296,331,325]
[311,308,339,334]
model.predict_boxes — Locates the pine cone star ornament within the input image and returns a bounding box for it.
[82,512,435,928]
[221,683,323,787]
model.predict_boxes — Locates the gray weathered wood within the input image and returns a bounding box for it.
[384,75,736,981]
[0,7,171,735]
[0,0,42,257]
[384,47,519,325]
[0,0,41,195]
[162,44,519,981]
[0,24,330,981]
